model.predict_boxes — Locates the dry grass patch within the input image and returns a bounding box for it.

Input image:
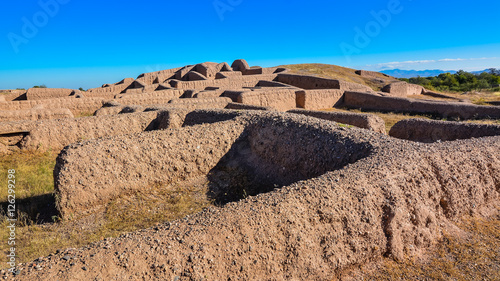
[319,107,433,133]
[0,150,56,200]
[74,111,95,118]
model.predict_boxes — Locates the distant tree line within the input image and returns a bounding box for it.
[399,68,500,92]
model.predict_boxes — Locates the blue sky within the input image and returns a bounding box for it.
[1,0,499,89]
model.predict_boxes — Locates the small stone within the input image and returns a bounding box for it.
[82,266,87,271]
[62,255,71,261]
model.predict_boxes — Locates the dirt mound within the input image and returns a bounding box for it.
[389,118,500,142]
[14,111,500,280]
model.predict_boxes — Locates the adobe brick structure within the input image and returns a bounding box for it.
[86,78,135,97]
[25,88,76,100]
[0,89,26,101]
[19,111,166,152]
[276,73,374,92]
[355,69,391,78]
[288,109,386,134]
[234,88,298,111]
[389,118,500,142]
[0,97,109,114]
[0,108,74,122]
[381,81,425,97]
[343,91,500,119]
[295,89,344,109]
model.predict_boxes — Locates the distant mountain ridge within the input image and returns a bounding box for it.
[381,69,492,78]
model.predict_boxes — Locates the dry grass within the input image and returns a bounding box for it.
[280,63,399,91]
[0,150,56,200]
[354,213,500,280]
[74,111,95,118]
[320,107,433,133]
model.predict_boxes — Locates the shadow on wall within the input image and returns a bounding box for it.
[206,116,374,204]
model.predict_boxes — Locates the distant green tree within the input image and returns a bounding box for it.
[33,84,47,88]
[79,87,85,91]
[405,69,500,93]
[475,79,490,91]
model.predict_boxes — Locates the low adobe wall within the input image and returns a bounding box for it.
[288,109,386,134]
[0,97,108,116]
[338,80,373,92]
[276,73,341,89]
[422,91,463,101]
[170,74,279,90]
[0,108,74,122]
[25,88,75,100]
[86,78,135,96]
[20,111,164,152]
[295,89,344,109]
[389,118,500,142]
[54,119,248,218]
[225,102,275,111]
[0,120,38,134]
[193,90,224,98]
[381,82,425,97]
[355,70,389,78]
[236,89,297,111]
[116,89,184,100]
[168,97,232,106]
[93,105,125,116]
[0,90,27,101]
[343,91,500,120]
[256,80,297,88]
[94,97,233,116]
[136,67,182,85]
[276,73,373,92]
[123,83,171,94]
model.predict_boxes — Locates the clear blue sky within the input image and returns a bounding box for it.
[1,0,499,89]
